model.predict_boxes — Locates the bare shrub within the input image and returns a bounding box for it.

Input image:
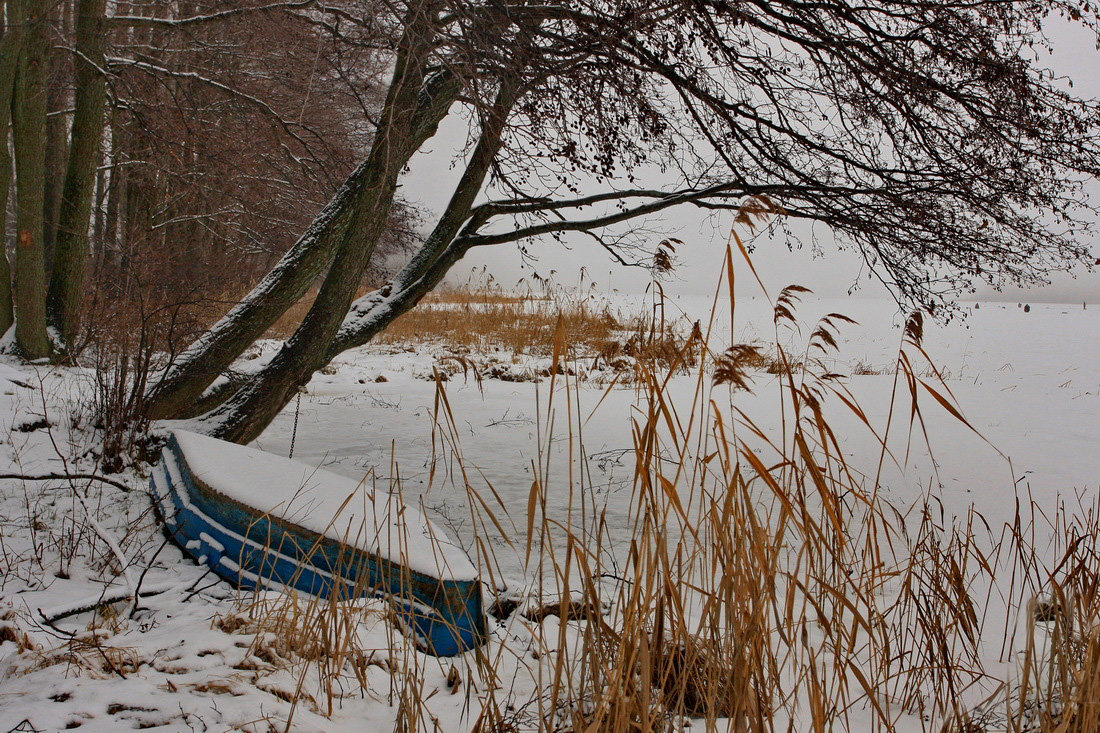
[78,288,214,471]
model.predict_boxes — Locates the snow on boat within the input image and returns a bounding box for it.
[150,430,486,656]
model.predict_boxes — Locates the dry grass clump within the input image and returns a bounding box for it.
[852,360,883,375]
[19,629,142,680]
[214,590,390,719]
[1005,504,1100,733]
[650,633,756,720]
[420,285,536,307]
[266,277,694,375]
[472,257,882,730]
[1051,629,1100,732]
[266,285,374,340]
[712,343,768,389]
[376,297,624,355]
[440,241,1099,732]
[73,285,226,469]
[0,611,37,653]
[265,281,558,346]
[594,318,703,373]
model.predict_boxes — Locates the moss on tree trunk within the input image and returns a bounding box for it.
[10,0,51,358]
[46,0,108,352]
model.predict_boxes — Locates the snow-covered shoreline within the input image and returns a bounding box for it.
[0,295,1097,731]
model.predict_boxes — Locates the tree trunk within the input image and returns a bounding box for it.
[329,80,519,358]
[46,0,108,352]
[101,112,121,277]
[142,160,370,419]
[0,134,13,335]
[198,0,444,443]
[41,0,69,266]
[10,0,51,358]
[91,155,105,262]
[144,68,461,421]
[196,79,516,445]
[0,6,20,336]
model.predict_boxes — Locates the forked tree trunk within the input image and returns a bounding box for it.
[141,160,371,420]
[195,79,517,444]
[10,0,50,358]
[143,63,461,421]
[326,80,518,359]
[46,0,108,351]
[199,0,444,444]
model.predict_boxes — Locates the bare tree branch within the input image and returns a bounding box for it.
[108,0,317,29]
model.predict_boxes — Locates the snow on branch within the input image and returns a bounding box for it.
[108,0,316,29]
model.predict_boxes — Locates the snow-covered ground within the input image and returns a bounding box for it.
[0,294,1097,731]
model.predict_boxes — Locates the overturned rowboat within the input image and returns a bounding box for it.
[150,430,486,656]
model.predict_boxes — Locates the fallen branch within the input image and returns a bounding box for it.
[37,580,180,625]
[130,538,171,618]
[0,472,133,493]
[522,597,603,624]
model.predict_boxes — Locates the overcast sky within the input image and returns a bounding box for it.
[402,15,1100,305]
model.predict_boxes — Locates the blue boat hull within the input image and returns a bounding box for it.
[151,434,486,656]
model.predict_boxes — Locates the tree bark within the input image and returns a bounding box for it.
[0,6,20,336]
[10,0,51,358]
[41,0,69,266]
[46,0,108,352]
[143,68,461,421]
[198,0,445,443]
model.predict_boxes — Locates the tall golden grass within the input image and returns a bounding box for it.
[225,243,1098,732]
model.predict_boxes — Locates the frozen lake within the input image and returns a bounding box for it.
[252,295,1100,578]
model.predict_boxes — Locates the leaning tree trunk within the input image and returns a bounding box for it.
[46,0,108,352]
[10,0,51,358]
[197,76,517,444]
[326,80,519,359]
[143,69,461,421]
[141,160,371,420]
[197,0,445,444]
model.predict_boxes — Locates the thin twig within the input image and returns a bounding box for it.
[0,472,132,493]
[130,537,172,618]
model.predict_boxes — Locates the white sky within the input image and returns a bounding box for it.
[402,16,1100,304]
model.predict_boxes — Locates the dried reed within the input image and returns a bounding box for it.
[218,240,1097,733]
